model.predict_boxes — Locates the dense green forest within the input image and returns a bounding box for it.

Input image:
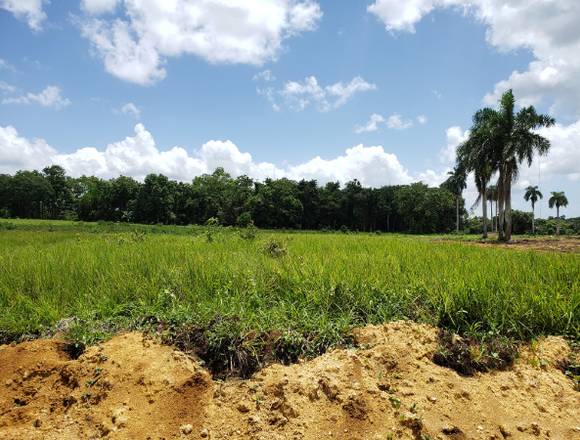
[0,165,463,233]
[1,165,577,234]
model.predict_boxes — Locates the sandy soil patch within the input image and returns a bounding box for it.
[1,321,578,439]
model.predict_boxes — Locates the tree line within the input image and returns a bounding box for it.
[0,166,462,233]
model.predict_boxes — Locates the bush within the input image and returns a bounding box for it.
[236,212,252,228]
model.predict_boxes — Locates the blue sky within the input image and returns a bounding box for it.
[1,0,579,217]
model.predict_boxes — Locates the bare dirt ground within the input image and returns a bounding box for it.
[441,236,580,253]
[1,321,578,440]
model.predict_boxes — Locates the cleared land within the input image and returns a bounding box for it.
[0,219,579,438]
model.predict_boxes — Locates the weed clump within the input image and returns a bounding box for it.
[264,239,287,258]
[557,340,579,391]
[433,329,518,375]
[239,222,258,240]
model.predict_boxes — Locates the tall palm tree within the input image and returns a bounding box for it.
[524,185,542,234]
[495,91,555,241]
[457,109,497,239]
[548,191,568,235]
[456,90,555,242]
[441,166,467,233]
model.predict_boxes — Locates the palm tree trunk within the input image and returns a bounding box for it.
[556,206,560,235]
[497,170,505,241]
[531,202,535,234]
[495,199,498,234]
[504,177,513,241]
[490,199,494,232]
[482,187,488,239]
[456,196,459,233]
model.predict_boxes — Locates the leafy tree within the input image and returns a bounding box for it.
[134,174,176,224]
[548,191,569,235]
[250,178,303,229]
[523,185,543,234]
[441,166,467,233]
[10,170,54,218]
[42,165,73,219]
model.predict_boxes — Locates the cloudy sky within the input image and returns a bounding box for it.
[1,0,579,217]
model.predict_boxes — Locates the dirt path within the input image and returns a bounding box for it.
[1,322,578,439]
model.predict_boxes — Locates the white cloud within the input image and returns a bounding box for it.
[0,123,413,187]
[355,113,418,133]
[2,85,71,109]
[277,75,376,111]
[0,125,57,173]
[441,125,469,164]
[0,0,46,30]
[386,113,413,130]
[526,121,580,183]
[79,0,322,85]
[0,58,16,72]
[355,113,385,133]
[253,70,276,82]
[0,81,16,94]
[417,115,428,124]
[287,145,413,186]
[81,0,119,15]
[368,0,580,117]
[118,102,141,119]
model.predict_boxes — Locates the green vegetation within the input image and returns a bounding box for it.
[0,166,459,233]
[549,191,569,235]
[457,89,556,241]
[1,220,578,369]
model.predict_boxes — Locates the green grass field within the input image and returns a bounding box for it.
[0,219,578,370]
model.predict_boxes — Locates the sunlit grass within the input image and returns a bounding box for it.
[0,219,578,349]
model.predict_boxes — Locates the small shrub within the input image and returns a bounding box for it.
[239,221,258,240]
[236,212,252,228]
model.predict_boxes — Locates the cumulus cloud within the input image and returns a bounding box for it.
[81,0,119,15]
[440,126,469,164]
[2,85,71,109]
[417,115,428,125]
[518,121,580,185]
[0,123,414,187]
[268,75,376,111]
[117,102,141,119]
[355,113,385,133]
[0,125,57,173]
[78,0,322,85]
[0,0,46,30]
[368,0,580,117]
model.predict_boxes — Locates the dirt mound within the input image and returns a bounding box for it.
[1,322,578,439]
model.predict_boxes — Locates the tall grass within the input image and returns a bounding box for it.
[0,219,578,350]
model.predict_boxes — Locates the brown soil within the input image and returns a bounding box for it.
[447,237,580,253]
[1,321,578,440]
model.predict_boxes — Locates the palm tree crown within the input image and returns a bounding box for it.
[549,191,568,209]
[524,186,543,206]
